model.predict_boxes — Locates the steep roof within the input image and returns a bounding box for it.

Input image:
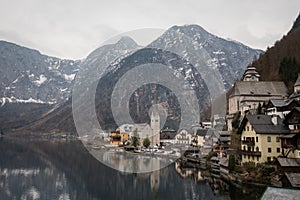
[261,187,300,199]
[277,157,300,167]
[160,132,176,139]
[196,129,208,136]
[295,74,300,87]
[284,172,300,188]
[238,114,289,134]
[283,107,300,124]
[268,99,286,107]
[266,98,299,109]
[232,81,287,97]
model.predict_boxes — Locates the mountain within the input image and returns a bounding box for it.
[11,37,142,134]
[0,41,80,105]
[93,47,210,130]
[148,24,263,99]
[252,12,300,92]
[7,25,263,134]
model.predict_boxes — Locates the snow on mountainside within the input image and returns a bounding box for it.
[0,41,80,105]
[148,24,263,99]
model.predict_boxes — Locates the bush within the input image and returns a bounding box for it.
[262,165,275,176]
[143,137,150,148]
[206,151,217,161]
[229,155,235,171]
[243,161,256,173]
[234,165,243,173]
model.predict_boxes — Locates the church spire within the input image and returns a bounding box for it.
[242,65,260,81]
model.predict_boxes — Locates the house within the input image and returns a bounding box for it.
[175,129,193,145]
[204,129,220,148]
[237,114,289,164]
[281,107,300,158]
[201,129,220,153]
[289,73,300,101]
[283,107,300,133]
[265,99,299,119]
[276,158,300,188]
[280,134,300,158]
[276,157,300,173]
[160,129,176,145]
[192,129,208,147]
[227,66,287,131]
[110,129,129,146]
[200,121,212,129]
[218,131,231,157]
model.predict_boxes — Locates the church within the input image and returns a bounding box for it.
[226,66,288,130]
[118,107,160,147]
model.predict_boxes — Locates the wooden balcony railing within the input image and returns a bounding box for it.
[241,150,261,156]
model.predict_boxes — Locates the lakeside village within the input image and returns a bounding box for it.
[81,66,300,189]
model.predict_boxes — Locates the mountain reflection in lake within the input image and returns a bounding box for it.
[0,138,265,200]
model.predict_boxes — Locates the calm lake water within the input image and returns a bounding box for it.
[0,138,266,200]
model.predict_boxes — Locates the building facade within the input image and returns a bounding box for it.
[227,66,287,131]
[238,115,289,164]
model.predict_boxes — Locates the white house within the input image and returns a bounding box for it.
[175,129,193,145]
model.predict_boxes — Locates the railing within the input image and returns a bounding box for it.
[241,140,255,146]
[241,150,261,156]
[288,119,300,124]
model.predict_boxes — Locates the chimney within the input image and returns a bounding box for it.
[271,114,278,125]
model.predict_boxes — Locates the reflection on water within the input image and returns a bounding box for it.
[91,148,177,173]
[0,138,265,200]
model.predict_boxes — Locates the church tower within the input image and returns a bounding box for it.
[242,66,260,81]
[150,85,160,146]
[150,105,160,146]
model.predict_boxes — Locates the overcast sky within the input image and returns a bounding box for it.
[0,0,299,59]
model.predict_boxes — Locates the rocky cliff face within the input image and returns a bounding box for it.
[1,24,264,134]
[149,24,263,99]
[0,41,80,105]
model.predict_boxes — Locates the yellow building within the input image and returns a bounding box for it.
[238,114,289,164]
[110,129,129,146]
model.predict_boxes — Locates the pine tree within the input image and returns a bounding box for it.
[143,137,150,148]
[131,129,140,147]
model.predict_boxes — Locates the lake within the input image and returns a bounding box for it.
[0,138,266,200]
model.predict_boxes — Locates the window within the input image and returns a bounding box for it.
[256,147,259,152]
[251,126,254,131]
[277,148,281,153]
[256,137,258,142]
[267,157,271,162]
[244,155,246,159]
[247,126,249,131]
[268,148,272,153]
[257,157,259,161]
[267,136,271,142]
[276,137,280,143]
[248,155,250,159]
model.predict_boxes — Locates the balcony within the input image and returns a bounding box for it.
[241,139,255,146]
[241,150,261,156]
[288,119,300,124]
